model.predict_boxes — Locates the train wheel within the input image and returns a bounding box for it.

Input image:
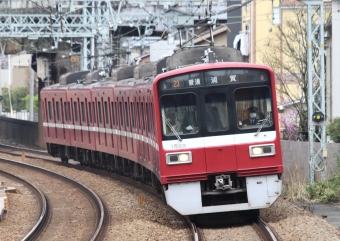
[61,157,69,163]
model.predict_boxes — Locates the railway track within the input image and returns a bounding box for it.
[0,142,278,241]
[0,169,48,241]
[0,157,108,241]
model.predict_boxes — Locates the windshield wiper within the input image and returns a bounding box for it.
[255,114,270,136]
[162,115,182,141]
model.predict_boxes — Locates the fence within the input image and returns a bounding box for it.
[1,110,38,122]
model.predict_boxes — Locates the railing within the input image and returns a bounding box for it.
[1,111,38,122]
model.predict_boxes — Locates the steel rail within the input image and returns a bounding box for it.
[0,167,48,241]
[0,157,107,241]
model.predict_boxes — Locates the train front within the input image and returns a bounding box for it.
[154,63,283,215]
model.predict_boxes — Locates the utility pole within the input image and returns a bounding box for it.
[301,0,326,183]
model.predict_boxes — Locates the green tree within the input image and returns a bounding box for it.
[23,94,39,111]
[1,87,31,111]
[326,117,340,143]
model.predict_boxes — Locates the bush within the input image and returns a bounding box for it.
[327,117,340,143]
[304,174,340,202]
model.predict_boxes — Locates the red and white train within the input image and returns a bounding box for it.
[41,46,283,215]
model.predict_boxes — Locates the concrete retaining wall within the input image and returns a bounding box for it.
[281,140,340,184]
[0,116,38,147]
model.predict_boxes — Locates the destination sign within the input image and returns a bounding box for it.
[159,69,269,90]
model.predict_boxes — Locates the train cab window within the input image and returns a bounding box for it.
[205,93,228,132]
[56,101,61,122]
[104,101,109,125]
[74,101,79,123]
[81,102,86,124]
[48,101,53,121]
[235,87,273,129]
[160,93,198,136]
[88,102,92,124]
[98,101,103,125]
[119,102,124,127]
[125,102,129,129]
[64,102,68,122]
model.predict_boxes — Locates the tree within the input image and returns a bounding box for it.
[260,8,331,141]
[1,87,33,112]
[326,118,340,143]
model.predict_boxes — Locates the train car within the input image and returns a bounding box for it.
[41,46,283,216]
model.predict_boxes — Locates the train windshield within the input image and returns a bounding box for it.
[235,87,273,129]
[160,93,199,136]
[158,69,274,139]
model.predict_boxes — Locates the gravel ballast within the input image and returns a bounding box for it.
[1,152,340,240]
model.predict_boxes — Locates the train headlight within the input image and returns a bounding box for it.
[166,152,192,165]
[249,144,275,158]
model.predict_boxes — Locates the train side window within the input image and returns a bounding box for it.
[136,102,140,130]
[63,102,68,122]
[88,102,92,124]
[146,103,151,134]
[56,101,61,121]
[81,101,86,124]
[119,102,124,128]
[98,101,103,125]
[111,101,116,126]
[104,101,109,125]
[93,102,96,124]
[141,103,145,131]
[125,102,129,129]
[68,102,72,122]
[48,101,53,121]
[74,101,79,123]
[131,102,135,129]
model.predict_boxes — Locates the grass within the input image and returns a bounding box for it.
[283,157,340,203]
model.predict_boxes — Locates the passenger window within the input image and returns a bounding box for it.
[98,101,102,125]
[104,101,109,125]
[88,102,92,124]
[68,102,72,121]
[64,102,68,122]
[56,101,61,121]
[131,102,135,129]
[81,102,86,124]
[47,101,53,121]
[119,102,124,127]
[74,101,79,123]
[111,102,115,126]
[125,102,129,129]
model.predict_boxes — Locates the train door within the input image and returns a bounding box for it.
[199,87,237,172]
